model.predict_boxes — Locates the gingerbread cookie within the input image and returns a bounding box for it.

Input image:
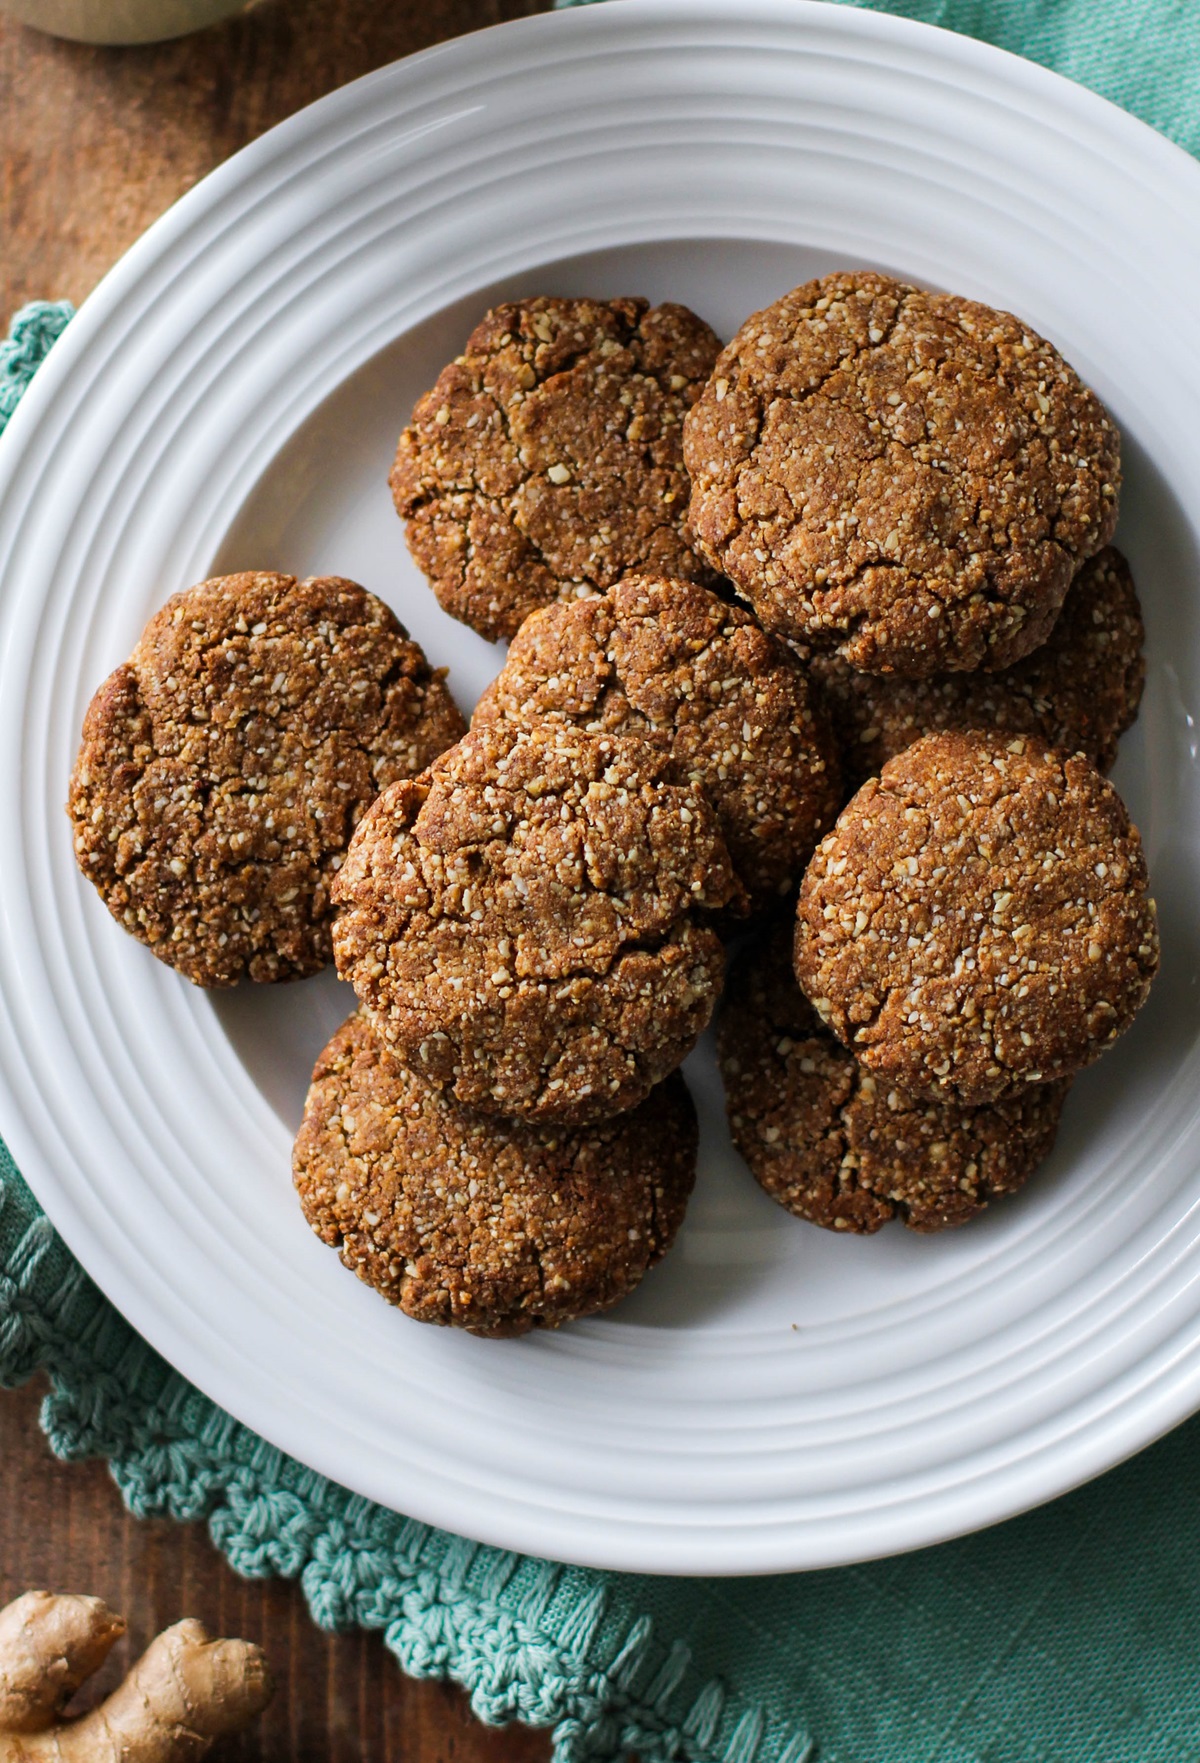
[794,731,1158,1104]
[332,717,738,1122]
[719,920,1069,1232]
[69,572,465,986]
[685,271,1119,674]
[392,296,721,641]
[294,1012,697,1335]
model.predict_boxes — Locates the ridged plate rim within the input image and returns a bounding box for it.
[0,0,1198,1573]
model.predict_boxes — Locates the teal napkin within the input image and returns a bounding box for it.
[4,5,1200,1759]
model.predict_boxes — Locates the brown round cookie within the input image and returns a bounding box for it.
[293,1012,697,1336]
[68,572,466,987]
[473,572,841,911]
[718,920,1069,1233]
[331,717,737,1122]
[813,546,1145,790]
[391,296,721,642]
[684,271,1120,675]
[794,731,1158,1105]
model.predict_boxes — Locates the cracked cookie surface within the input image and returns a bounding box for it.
[68,571,466,986]
[293,1012,697,1336]
[813,546,1145,790]
[719,919,1069,1232]
[684,271,1120,675]
[793,731,1158,1105]
[391,296,721,642]
[331,717,737,1122]
[473,571,841,910]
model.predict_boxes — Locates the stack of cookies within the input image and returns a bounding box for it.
[678,272,1157,1234]
[68,273,1159,1335]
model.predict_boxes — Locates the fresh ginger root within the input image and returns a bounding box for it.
[0,1592,272,1763]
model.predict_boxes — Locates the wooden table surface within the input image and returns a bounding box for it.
[0,4,555,1759]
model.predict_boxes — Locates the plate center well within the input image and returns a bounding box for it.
[207,239,1200,1338]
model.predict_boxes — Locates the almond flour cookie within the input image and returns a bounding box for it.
[813,546,1144,789]
[391,296,721,642]
[68,572,465,987]
[331,717,737,1122]
[293,1012,697,1336]
[794,731,1158,1105]
[719,921,1069,1233]
[684,271,1120,675]
[473,572,841,910]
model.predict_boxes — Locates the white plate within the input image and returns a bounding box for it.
[2,0,1199,1577]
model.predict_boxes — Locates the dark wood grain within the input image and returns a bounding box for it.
[0,4,555,1757]
[0,1378,553,1762]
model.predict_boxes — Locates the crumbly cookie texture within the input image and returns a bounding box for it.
[813,546,1145,790]
[331,717,737,1123]
[293,1012,697,1336]
[718,920,1069,1233]
[793,730,1158,1105]
[68,572,466,987]
[473,571,841,910]
[391,296,721,642]
[684,271,1120,675]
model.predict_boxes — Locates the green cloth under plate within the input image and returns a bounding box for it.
[3,3,1200,1757]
